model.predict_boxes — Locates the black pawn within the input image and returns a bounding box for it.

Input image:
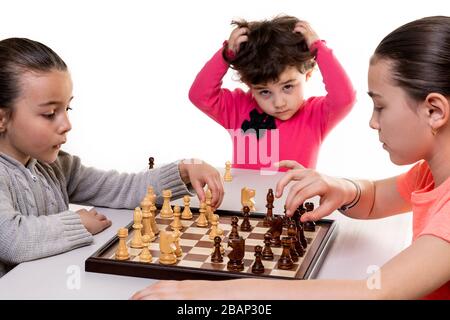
[262,232,274,260]
[228,216,240,240]
[251,245,265,274]
[240,206,252,231]
[211,236,223,263]
[278,237,294,270]
[304,202,316,231]
[148,157,154,169]
[264,188,274,227]
[287,221,300,260]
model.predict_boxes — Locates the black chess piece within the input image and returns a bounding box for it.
[240,206,252,231]
[227,237,245,271]
[278,237,294,270]
[269,216,283,247]
[148,157,154,169]
[264,189,274,227]
[251,245,265,274]
[287,221,300,261]
[228,216,240,240]
[262,232,274,260]
[211,236,223,263]
[304,202,316,231]
[298,221,308,249]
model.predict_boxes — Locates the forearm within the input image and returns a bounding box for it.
[339,179,376,220]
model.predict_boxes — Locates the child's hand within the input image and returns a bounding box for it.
[178,160,224,208]
[78,208,112,235]
[275,160,356,222]
[293,20,320,48]
[227,27,249,55]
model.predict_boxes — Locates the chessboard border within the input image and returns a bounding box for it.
[85,208,337,281]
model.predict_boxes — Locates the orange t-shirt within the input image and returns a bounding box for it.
[397,160,450,300]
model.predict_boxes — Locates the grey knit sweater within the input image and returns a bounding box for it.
[0,151,192,278]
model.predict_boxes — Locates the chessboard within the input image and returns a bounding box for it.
[85,207,336,281]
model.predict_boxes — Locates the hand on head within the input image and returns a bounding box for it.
[227,26,249,55]
[275,160,351,222]
[293,20,320,48]
[178,159,224,208]
[78,208,112,235]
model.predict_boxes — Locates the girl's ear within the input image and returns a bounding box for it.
[425,93,450,131]
[0,108,9,133]
[305,70,313,81]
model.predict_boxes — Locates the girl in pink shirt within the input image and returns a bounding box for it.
[189,16,356,171]
[133,16,450,300]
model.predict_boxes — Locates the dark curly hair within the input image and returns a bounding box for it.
[223,15,316,85]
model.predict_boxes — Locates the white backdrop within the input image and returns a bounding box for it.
[1,0,448,179]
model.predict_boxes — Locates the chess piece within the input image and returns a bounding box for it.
[298,222,308,249]
[173,229,183,258]
[227,237,245,271]
[241,187,256,212]
[224,161,232,182]
[269,216,283,247]
[115,228,130,260]
[288,220,304,257]
[148,194,159,235]
[209,213,223,239]
[158,231,177,265]
[228,216,240,240]
[141,198,156,241]
[205,189,213,221]
[262,232,274,260]
[148,157,154,169]
[240,205,252,231]
[139,235,153,263]
[264,188,274,227]
[196,201,209,227]
[181,195,193,219]
[251,245,265,274]
[211,236,223,263]
[160,189,174,218]
[278,237,294,270]
[304,202,316,231]
[170,205,183,231]
[130,207,144,248]
[287,221,299,262]
[146,186,155,199]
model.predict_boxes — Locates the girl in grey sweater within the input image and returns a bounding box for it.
[0,38,224,278]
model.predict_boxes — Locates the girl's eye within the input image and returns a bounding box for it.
[259,90,271,97]
[283,84,294,91]
[43,113,55,119]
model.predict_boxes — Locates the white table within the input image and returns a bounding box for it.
[0,169,412,299]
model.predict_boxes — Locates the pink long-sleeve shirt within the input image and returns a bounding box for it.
[189,40,356,171]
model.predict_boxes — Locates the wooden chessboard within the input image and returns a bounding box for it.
[85,208,336,280]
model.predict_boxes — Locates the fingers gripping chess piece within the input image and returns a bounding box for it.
[224,161,233,182]
[241,187,256,212]
[115,228,130,260]
[160,189,174,218]
[181,195,193,219]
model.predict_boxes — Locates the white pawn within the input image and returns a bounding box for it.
[181,195,193,220]
[224,161,232,182]
[196,201,209,227]
[209,214,224,240]
[130,207,144,248]
[139,235,153,263]
[170,205,183,231]
[115,228,130,260]
[160,189,174,218]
